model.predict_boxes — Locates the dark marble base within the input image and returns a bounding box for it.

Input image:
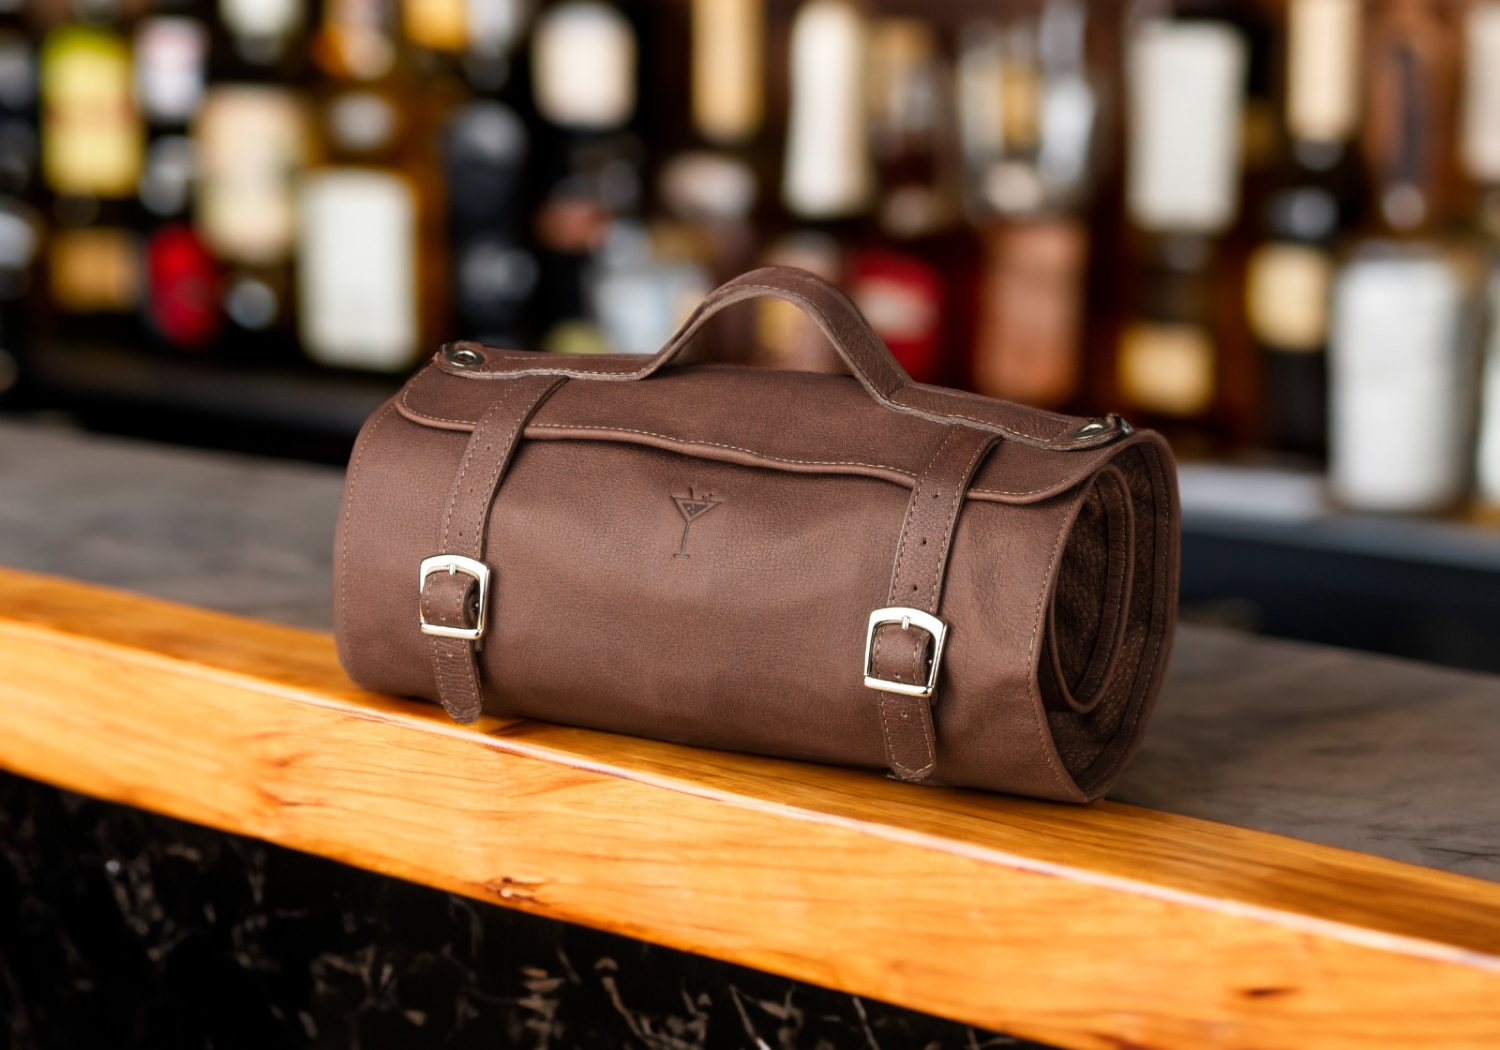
[0,773,1044,1050]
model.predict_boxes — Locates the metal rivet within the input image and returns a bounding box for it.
[446,346,484,367]
[1069,414,1134,441]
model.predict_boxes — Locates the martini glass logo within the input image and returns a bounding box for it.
[671,488,723,557]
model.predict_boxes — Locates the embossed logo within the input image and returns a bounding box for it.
[671,488,722,558]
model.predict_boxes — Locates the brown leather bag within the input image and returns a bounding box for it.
[334,267,1179,802]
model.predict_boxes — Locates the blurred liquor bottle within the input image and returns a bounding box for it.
[215,0,305,79]
[1114,4,1249,445]
[457,0,533,96]
[430,0,539,346]
[197,0,310,358]
[443,97,536,346]
[1461,3,1500,511]
[297,0,451,371]
[0,0,39,397]
[136,10,220,352]
[40,0,146,348]
[957,0,1100,407]
[847,17,970,387]
[766,0,872,372]
[1328,0,1476,513]
[1247,0,1365,459]
[528,0,649,353]
[652,0,764,288]
[1179,0,1276,193]
[580,0,716,358]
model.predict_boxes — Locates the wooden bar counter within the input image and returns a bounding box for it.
[2,419,1499,1050]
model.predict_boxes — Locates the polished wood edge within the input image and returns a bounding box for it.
[3,566,1499,1050]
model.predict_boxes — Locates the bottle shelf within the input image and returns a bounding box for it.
[21,341,398,463]
[1180,462,1500,672]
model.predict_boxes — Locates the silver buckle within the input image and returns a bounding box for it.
[862,607,948,699]
[418,554,491,641]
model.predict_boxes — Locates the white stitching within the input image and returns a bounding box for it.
[886,388,1054,441]
[927,431,995,608]
[532,423,926,476]
[532,424,1070,497]
[402,382,473,425]
[888,431,951,610]
[879,696,935,780]
[404,383,1126,498]
[442,383,517,547]
[338,402,393,651]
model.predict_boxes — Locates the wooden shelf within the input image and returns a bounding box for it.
[3,564,1499,1050]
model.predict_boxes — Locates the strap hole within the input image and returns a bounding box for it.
[920,538,927,545]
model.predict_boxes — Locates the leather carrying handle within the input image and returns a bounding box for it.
[441,266,912,410]
[437,265,1134,450]
[653,266,912,400]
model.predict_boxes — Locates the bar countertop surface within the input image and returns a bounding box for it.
[1,417,1498,883]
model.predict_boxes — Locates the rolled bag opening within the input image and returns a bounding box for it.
[1033,446,1175,800]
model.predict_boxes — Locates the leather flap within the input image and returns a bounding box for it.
[395,360,1139,505]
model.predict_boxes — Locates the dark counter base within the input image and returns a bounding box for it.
[0,772,1037,1050]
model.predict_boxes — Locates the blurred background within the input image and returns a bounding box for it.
[2,0,1500,668]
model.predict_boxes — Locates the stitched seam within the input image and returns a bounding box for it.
[442,383,517,548]
[465,388,533,557]
[914,697,935,775]
[533,424,925,476]
[927,432,994,610]
[878,695,898,772]
[430,635,459,716]
[890,430,952,609]
[402,381,470,423]
[881,430,950,687]
[968,486,1055,497]
[879,697,934,780]
[401,410,1065,498]
[338,403,393,654]
[431,635,481,720]
[887,388,1053,441]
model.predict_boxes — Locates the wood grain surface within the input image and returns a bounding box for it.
[2,565,1499,1050]
[6,418,1500,882]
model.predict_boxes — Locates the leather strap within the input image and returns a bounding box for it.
[869,425,1001,782]
[422,375,566,722]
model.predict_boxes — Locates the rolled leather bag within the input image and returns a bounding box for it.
[335,267,1180,802]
